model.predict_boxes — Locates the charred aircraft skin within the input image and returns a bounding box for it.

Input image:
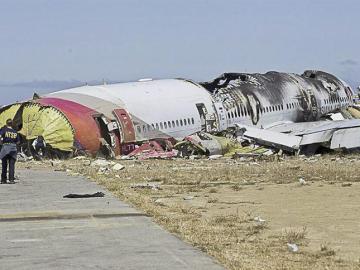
[201,70,353,128]
[0,70,354,157]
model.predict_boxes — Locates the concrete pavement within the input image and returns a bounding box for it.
[0,169,224,270]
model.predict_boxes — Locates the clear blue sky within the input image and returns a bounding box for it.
[0,0,359,98]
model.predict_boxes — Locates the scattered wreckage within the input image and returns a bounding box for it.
[0,70,359,160]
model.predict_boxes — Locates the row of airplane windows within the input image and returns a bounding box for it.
[226,102,301,119]
[226,97,350,120]
[136,117,196,133]
[324,96,350,104]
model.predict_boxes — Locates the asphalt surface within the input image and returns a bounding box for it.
[0,168,224,270]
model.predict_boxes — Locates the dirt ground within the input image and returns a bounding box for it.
[20,154,360,270]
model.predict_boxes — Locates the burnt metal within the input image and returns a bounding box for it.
[201,70,351,124]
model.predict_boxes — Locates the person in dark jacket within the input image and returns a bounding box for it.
[0,119,20,184]
[32,135,47,159]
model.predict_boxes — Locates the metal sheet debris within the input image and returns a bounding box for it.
[236,124,302,152]
[330,127,360,149]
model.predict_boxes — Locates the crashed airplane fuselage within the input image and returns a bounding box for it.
[0,70,354,157]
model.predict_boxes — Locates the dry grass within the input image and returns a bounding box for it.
[20,154,360,270]
[282,227,308,244]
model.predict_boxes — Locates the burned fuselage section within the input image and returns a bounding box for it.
[201,70,353,129]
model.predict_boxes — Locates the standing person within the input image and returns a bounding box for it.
[0,119,19,184]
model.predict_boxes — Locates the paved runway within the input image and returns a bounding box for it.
[0,169,223,270]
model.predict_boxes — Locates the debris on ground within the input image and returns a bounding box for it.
[90,159,115,167]
[73,156,87,160]
[175,131,246,158]
[112,163,125,171]
[128,140,177,160]
[287,243,299,253]
[298,177,307,186]
[63,192,105,198]
[208,154,223,160]
[17,152,33,162]
[341,183,352,187]
[253,216,266,224]
[130,183,162,190]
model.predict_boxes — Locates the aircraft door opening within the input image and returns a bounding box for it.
[213,102,228,131]
[196,103,207,131]
[195,103,217,132]
[112,109,136,155]
[93,114,116,158]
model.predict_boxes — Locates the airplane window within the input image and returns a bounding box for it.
[176,120,179,127]
[137,126,141,133]
[231,111,234,119]
[151,124,155,129]
[164,122,167,129]
[180,119,183,126]
[191,118,195,124]
[160,122,163,129]
[281,105,284,110]
[167,121,171,128]
[172,121,175,128]
[156,123,159,129]
[186,118,190,125]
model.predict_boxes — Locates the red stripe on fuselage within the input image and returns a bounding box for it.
[37,97,101,155]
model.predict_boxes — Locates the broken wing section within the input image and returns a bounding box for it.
[238,119,360,154]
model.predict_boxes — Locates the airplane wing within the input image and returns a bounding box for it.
[236,119,360,154]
